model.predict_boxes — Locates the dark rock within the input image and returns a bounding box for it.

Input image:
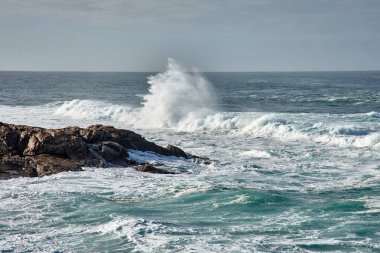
[0,153,83,178]
[0,122,191,179]
[33,155,83,177]
[165,144,189,158]
[133,164,177,174]
[0,155,35,179]
[190,155,218,165]
[100,141,128,161]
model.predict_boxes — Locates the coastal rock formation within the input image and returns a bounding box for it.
[0,122,190,179]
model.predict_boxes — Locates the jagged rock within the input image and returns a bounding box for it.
[0,122,190,179]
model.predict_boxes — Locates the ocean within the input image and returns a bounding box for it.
[1,60,380,252]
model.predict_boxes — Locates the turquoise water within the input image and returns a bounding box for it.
[0,62,380,252]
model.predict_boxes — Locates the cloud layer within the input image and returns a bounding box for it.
[0,0,379,71]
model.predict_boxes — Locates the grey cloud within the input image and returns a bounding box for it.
[0,0,241,27]
[1,0,379,33]
[0,0,379,71]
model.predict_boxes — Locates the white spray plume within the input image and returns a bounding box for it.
[133,58,217,129]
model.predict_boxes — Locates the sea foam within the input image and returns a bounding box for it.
[54,99,132,121]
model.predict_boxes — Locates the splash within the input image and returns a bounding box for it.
[132,58,217,129]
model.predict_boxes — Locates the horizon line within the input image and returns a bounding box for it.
[1,69,380,73]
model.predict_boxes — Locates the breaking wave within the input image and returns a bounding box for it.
[52,99,380,148]
[51,59,380,148]
[54,99,132,121]
[132,58,217,128]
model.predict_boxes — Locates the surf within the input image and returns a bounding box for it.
[131,58,217,128]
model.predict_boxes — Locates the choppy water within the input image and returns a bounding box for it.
[1,60,380,252]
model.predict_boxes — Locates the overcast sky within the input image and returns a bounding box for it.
[0,0,379,71]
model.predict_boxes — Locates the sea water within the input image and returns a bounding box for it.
[0,60,379,252]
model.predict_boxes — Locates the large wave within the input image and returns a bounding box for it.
[50,59,380,148]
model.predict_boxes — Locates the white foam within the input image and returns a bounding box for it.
[226,194,250,205]
[212,194,250,208]
[353,197,380,214]
[54,99,132,121]
[130,58,217,129]
[238,114,380,148]
[367,111,380,118]
[2,101,380,149]
[127,150,183,164]
[173,184,213,197]
[172,113,380,149]
[239,149,272,158]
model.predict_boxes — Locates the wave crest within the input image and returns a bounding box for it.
[52,100,380,148]
[54,99,132,121]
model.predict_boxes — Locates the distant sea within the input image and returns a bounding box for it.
[1,61,380,252]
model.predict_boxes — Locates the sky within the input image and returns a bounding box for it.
[0,0,379,71]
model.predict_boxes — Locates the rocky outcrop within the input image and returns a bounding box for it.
[0,122,190,179]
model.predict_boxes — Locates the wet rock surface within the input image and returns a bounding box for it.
[0,122,190,179]
[133,164,177,174]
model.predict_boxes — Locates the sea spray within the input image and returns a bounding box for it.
[52,59,218,130]
[132,58,217,128]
